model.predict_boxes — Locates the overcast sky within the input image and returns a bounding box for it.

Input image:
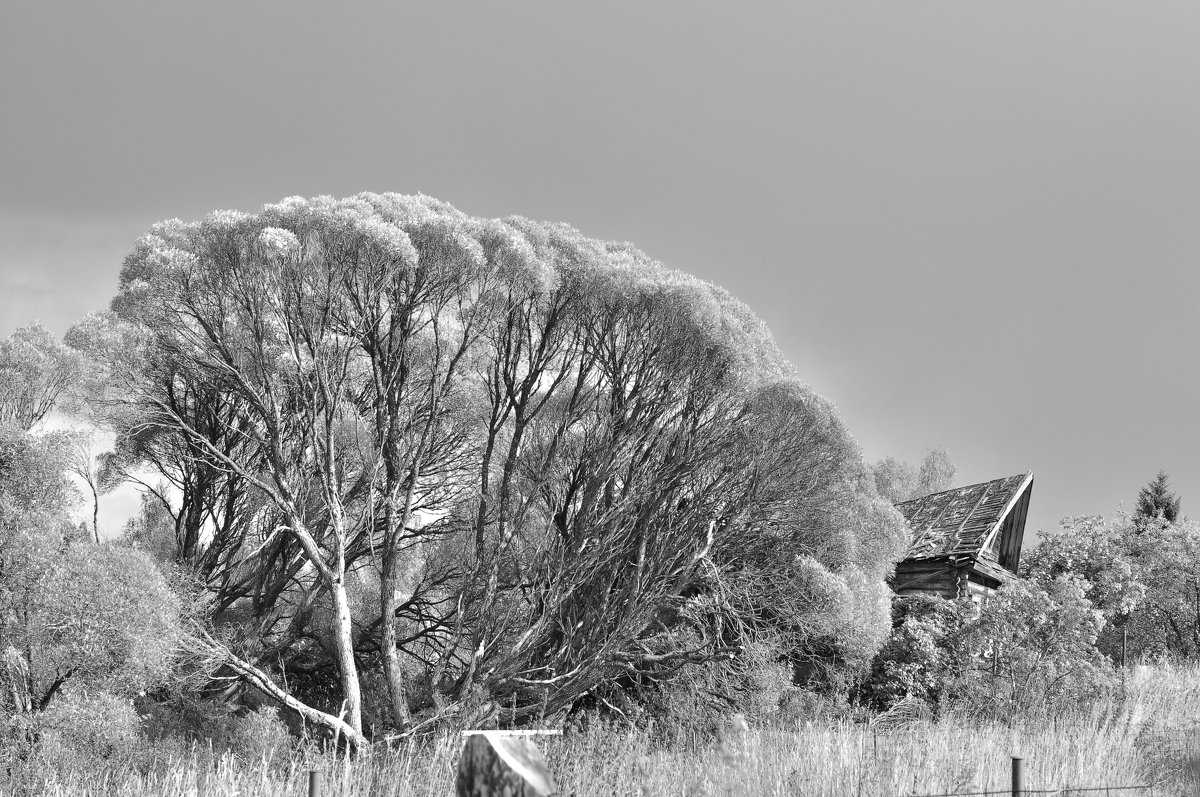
[2,2,1199,537]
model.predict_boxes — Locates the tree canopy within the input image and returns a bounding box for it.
[0,324,86,432]
[75,193,910,741]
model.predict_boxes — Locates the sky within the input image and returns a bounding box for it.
[2,2,1199,539]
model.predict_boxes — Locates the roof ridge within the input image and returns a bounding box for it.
[894,471,1031,508]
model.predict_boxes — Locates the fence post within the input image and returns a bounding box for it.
[308,769,321,797]
[1011,757,1023,797]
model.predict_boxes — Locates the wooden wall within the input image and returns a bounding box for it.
[892,558,1005,602]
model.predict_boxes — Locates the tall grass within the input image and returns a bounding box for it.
[5,665,1199,797]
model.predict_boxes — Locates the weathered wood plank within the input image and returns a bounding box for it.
[456,733,556,797]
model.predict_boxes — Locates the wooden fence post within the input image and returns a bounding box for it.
[308,768,321,797]
[1011,756,1023,797]
[456,732,557,796]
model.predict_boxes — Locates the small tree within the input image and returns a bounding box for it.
[915,447,956,498]
[949,578,1114,720]
[1,423,181,712]
[0,324,84,432]
[1122,517,1200,660]
[1022,515,1145,661]
[871,457,919,504]
[65,432,120,544]
[1135,470,1181,525]
[871,447,956,503]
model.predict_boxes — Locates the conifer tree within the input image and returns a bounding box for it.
[1135,470,1181,525]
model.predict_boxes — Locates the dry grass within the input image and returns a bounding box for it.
[5,665,1200,797]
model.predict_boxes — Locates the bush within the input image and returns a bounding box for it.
[858,594,973,713]
[141,695,294,765]
[227,706,292,764]
[36,691,141,762]
[35,544,181,699]
[639,639,794,740]
[946,578,1118,720]
[861,583,1118,721]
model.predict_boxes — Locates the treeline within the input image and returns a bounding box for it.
[1,193,911,750]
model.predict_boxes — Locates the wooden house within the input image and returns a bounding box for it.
[890,472,1034,601]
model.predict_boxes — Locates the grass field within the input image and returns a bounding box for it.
[6,665,1200,797]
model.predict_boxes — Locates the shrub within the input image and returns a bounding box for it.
[858,594,973,713]
[141,694,294,765]
[36,691,141,762]
[227,705,293,764]
[946,578,1118,720]
[639,638,794,740]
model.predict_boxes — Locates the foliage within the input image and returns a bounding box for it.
[1023,516,1145,619]
[947,578,1116,720]
[1022,515,1144,660]
[0,421,78,515]
[119,488,182,568]
[1122,517,1200,660]
[863,579,1118,721]
[870,457,919,505]
[141,696,294,766]
[1,421,181,710]
[80,193,909,739]
[35,690,142,762]
[1025,512,1200,663]
[65,429,123,544]
[635,637,795,739]
[36,544,180,697]
[0,424,79,707]
[1135,470,1181,526]
[858,595,973,712]
[871,447,956,504]
[915,447,956,499]
[0,323,85,431]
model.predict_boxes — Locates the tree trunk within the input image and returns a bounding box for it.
[90,482,100,544]
[381,476,417,729]
[380,566,411,728]
[215,638,368,749]
[331,577,363,735]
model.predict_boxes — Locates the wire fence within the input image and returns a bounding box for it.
[908,788,1155,797]
[866,721,1200,740]
[900,755,1161,797]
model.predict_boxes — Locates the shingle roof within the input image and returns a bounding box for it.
[895,472,1033,561]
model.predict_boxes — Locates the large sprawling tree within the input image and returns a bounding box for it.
[77,194,908,742]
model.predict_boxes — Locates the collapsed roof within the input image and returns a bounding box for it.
[895,472,1034,574]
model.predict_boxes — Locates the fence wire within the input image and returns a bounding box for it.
[908,786,1154,797]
